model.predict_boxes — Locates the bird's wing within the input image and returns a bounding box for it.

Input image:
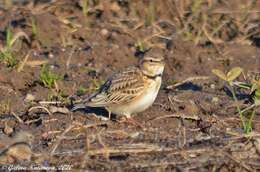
[85,67,145,107]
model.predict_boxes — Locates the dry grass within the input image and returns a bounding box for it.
[157,0,260,45]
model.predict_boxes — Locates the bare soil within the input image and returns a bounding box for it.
[0,1,260,171]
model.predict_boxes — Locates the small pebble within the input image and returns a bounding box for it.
[101,29,109,36]
[33,51,38,56]
[212,97,219,103]
[48,53,54,58]
[24,94,35,102]
[4,122,13,135]
[210,84,215,89]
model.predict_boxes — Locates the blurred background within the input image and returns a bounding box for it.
[0,0,259,47]
[0,1,260,171]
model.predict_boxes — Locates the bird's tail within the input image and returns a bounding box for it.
[71,103,86,111]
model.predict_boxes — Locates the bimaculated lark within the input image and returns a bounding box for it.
[72,55,165,120]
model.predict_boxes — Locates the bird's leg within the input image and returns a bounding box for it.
[108,110,111,120]
[105,108,112,120]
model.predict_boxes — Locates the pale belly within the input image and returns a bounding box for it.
[109,77,161,117]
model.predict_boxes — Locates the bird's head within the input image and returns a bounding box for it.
[139,56,165,77]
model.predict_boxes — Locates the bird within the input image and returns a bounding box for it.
[72,55,165,121]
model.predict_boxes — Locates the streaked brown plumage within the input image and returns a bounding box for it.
[72,56,165,119]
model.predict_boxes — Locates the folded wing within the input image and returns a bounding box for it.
[85,67,145,107]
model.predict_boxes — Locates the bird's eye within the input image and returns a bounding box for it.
[150,59,153,62]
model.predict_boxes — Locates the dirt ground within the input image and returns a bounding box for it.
[0,0,260,171]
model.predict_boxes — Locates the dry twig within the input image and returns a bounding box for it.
[28,106,52,116]
[50,124,75,156]
[166,76,210,89]
[148,113,200,122]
